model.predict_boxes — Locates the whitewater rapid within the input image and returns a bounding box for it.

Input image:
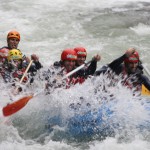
[0,0,150,149]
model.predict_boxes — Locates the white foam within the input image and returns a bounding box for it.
[89,137,150,150]
[130,23,150,36]
[0,108,4,118]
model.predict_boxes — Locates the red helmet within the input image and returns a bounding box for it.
[124,51,139,63]
[7,30,20,41]
[61,49,77,61]
[0,48,9,58]
[74,47,87,57]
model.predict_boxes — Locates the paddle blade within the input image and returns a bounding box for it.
[2,95,33,117]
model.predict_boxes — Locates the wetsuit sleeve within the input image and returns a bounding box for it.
[94,65,109,76]
[108,54,126,70]
[34,61,43,70]
[27,61,42,73]
[76,60,98,77]
[86,60,97,75]
[108,54,127,75]
[139,74,150,91]
[53,61,62,68]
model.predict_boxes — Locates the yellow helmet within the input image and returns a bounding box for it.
[7,49,22,61]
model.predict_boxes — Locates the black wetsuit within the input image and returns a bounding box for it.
[95,54,150,91]
[75,59,98,78]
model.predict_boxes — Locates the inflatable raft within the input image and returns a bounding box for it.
[46,97,150,138]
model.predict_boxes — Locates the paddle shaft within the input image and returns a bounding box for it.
[14,60,33,93]
[19,60,33,84]
[63,60,92,79]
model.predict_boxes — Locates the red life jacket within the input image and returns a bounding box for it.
[66,76,85,88]
[12,68,28,83]
[122,65,141,93]
[63,69,85,89]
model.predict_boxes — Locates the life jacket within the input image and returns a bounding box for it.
[121,65,142,93]
[44,65,87,94]
[12,68,28,83]
[63,68,85,89]
[66,76,85,88]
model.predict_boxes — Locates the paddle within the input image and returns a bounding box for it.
[63,60,92,79]
[2,59,93,117]
[19,60,33,84]
[2,60,33,117]
[14,60,33,94]
[2,95,33,117]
